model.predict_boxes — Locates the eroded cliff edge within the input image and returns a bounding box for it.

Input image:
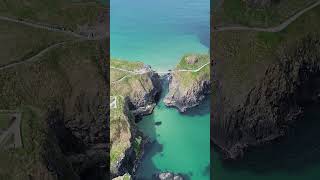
[110,60,161,178]
[212,36,320,159]
[164,54,210,112]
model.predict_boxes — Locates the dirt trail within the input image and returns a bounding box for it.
[110,62,210,83]
[215,0,320,32]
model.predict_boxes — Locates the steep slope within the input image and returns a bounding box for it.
[212,3,320,159]
[164,54,210,112]
[0,40,108,180]
[110,59,161,178]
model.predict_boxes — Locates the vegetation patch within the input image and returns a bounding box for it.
[214,0,317,27]
[213,5,320,105]
[0,20,75,66]
[174,54,210,90]
[110,96,132,165]
[0,0,106,31]
[0,112,11,129]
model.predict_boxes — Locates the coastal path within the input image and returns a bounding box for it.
[215,0,320,32]
[110,62,210,84]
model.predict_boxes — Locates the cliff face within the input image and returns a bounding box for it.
[164,55,210,112]
[110,62,162,178]
[127,70,162,116]
[212,36,320,159]
[164,72,210,112]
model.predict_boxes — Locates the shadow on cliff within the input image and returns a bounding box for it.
[214,104,320,175]
[183,96,211,117]
[135,109,162,179]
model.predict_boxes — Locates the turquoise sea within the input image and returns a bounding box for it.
[110,0,210,179]
[136,82,210,180]
[110,0,209,71]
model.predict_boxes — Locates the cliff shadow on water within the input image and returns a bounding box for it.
[135,77,166,179]
[214,103,320,175]
[183,95,211,117]
[136,77,200,179]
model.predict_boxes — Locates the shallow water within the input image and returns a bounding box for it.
[110,0,209,71]
[110,0,210,179]
[136,80,210,180]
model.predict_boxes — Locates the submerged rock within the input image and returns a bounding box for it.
[155,121,162,126]
[155,172,184,180]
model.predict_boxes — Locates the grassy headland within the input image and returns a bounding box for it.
[213,4,320,106]
[174,54,210,90]
[214,0,317,27]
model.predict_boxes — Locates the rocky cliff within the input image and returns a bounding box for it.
[212,36,320,159]
[110,61,162,178]
[164,55,210,112]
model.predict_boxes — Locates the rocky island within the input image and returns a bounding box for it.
[110,59,161,179]
[164,54,210,112]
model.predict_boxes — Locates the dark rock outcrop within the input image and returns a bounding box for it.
[45,78,108,180]
[164,73,210,112]
[110,65,162,179]
[127,70,162,112]
[212,36,320,159]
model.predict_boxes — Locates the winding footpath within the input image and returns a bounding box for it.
[111,62,210,84]
[0,16,107,40]
[0,39,88,71]
[0,16,85,38]
[0,14,105,71]
[215,0,320,32]
[0,42,66,71]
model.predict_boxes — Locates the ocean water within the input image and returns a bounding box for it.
[136,81,210,180]
[110,0,210,179]
[212,105,320,180]
[110,0,209,71]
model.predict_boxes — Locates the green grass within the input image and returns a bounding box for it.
[0,113,11,129]
[0,39,106,109]
[132,136,142,157]
[176,54,209,70]
[215,0,316,27]
[0,38,107,178]
[0,20,76,66]
[213,4,320,105]
[174,54,210,90]
[111,59,144,71]
[110,59,145,83]
[0,0,107,31]
[123,174,132,180]
[0,106,44,179]
[110,96,132,166]
[110,60,155,99]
